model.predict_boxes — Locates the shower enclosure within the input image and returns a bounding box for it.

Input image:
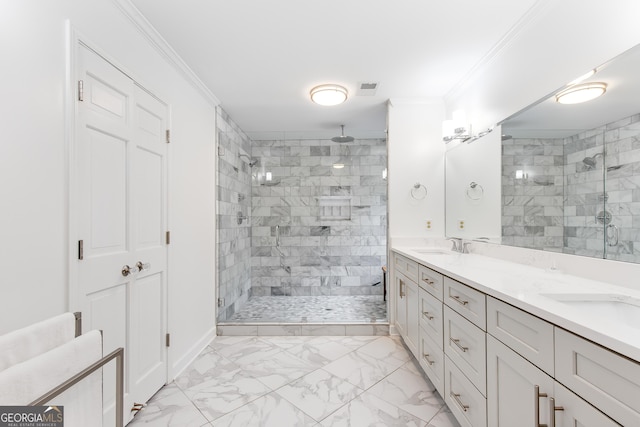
[216,109,388,325]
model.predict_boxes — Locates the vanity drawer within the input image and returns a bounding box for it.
[418,265,444,300]
[487,297,554,376]
[555,328,640,427]
[419,287,443,348]
[445,355,487,427]
[392,252,418,283]
[444,277,486,330]
[444,306,487,395]
[419,327,445,396]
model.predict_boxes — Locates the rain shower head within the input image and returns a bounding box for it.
[331,125,354,143]
[582,152,603,168]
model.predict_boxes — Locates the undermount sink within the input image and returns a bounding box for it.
[541,293,640,328]
[410,248,453,255]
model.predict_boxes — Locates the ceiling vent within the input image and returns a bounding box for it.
[356,82,379,96]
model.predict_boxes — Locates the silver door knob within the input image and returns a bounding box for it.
[136,261,151,272]
[121,264,140,277]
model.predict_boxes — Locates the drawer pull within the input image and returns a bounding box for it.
[422,277,435,286]
[534,385,548,427]
[450,294,469,306]
[450,337,469,352]
[450,392,470,412]
[549,397,564,427]
[422,311,434,320]
[423,353,435,365]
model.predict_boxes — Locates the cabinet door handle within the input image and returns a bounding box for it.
[450,294,469,306]
[450,392,470,412]
[549,397,564,427]
[422,311,434,320]
[450,337,469,352]
[423,353,435,365]
[534,385,548,427]
[399,279,405,297]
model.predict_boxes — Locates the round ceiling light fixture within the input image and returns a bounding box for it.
[310,84,348,106]
[555,82,607,104]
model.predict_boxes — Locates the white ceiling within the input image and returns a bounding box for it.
[130,0,539,140]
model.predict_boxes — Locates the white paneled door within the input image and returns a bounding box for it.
[74,44,168,426]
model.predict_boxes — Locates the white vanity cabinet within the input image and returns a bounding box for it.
[390,249,639,427]
[487,335,620,427]
[393,253,419,356]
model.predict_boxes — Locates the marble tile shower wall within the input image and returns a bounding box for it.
[250,139,387,297]
[216,108,253,322]
[502,112,640,262]
[502,137,565,251]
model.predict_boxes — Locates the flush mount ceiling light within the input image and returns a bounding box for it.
[310,84,348,106]
[555,82,607,104]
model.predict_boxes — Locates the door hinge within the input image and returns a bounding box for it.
[78,240,84,260]
[78,80,84,102]
[165,129,170,144]
[166,231,171,244]
[217,298,225,307]
[165,333,171,347]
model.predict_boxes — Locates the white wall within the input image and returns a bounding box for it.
[0,0,216,378]
[387,99,446,243]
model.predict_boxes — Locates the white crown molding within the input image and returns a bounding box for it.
[387,97,444,107]
[444,0,552,104]
[111,0,220,107]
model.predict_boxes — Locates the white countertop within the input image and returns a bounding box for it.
[392,246,640,363]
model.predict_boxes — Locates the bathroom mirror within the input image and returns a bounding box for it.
[445,129,502,242]
[498,43,640,263]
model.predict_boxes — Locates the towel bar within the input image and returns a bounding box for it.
[30,347,124,427]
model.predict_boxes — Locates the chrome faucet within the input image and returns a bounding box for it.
[447,238,461,252]
[447,238,470,254]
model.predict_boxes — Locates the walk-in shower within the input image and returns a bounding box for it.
[216,109,388,326]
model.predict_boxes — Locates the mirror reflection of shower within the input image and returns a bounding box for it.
[239,153,259,167]
[582,152,603,169]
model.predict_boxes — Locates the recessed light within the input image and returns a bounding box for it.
[332,163,345,169]
[555,82,607,104]
[310,84,348,106]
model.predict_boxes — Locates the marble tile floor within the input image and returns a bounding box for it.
[225,296,388,324]
[128,335,460,427]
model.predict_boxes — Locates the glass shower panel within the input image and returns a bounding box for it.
[603,114,640,262]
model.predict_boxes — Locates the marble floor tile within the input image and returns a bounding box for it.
[321,336,411,390]
[210,392,318,427]
[234,350,318,390]
[366,359,444,422]
[284,336,362,367]
[319,392,428,427]
[275,369,364,421]
[136,335,461,427]
[215,336,284,365]
[128,384,209,427]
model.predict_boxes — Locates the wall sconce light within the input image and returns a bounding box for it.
[442,110,471,143]
[382,168,388,180]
